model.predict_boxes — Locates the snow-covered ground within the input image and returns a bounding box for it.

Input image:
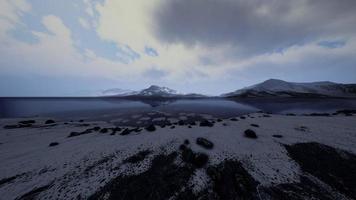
[0,113,356,199]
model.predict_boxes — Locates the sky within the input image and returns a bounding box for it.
[1,0,356,96]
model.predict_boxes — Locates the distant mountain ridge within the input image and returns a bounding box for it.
[222,79,356,98]
[101,85,207,98]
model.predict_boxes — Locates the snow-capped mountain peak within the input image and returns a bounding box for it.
[139,85,179,96]
[222,79,356,98]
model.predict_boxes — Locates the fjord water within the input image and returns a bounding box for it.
[1,97,356,120]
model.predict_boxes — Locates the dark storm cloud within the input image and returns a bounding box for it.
[153,0,356,56]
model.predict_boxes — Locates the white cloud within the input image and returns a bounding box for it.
[0,0,31,42]
[78,17,90,29]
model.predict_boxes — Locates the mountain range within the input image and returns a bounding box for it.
[222,79,356,98]
[100,79,356,98]
[100,85,207,98]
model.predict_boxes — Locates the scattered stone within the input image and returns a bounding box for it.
[263,114,271,117]
[196,137,214,149]
[286,113,296,116]
[199,120,214,127]
[170,126,175,129]
[100,128,109,133]
[79,120,84,122]
[145,124,156,132]
[45,120,55,124]
[335,109,356,116]
[3,125,20,129]
[240,116,246,119]
[250,124,259,128]
[230,118,238,121]
[184,139,190,145]
[217,118,223,122]
[189,121,197,126]
[272,134,283,138]
[19,120,36,124]
[178,120,185,126]
[120,128,132,135]
[123,150,151,164]
[295,126,309,132]
[93,126,101,131]
[68,128,93,137]
[222,123,228,126]
[244,129,257,139]
[49,142,59,147]
[306,113,330,116]
[188,126,192,128]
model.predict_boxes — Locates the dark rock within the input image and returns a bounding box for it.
[181,148,209,168]
[3,125,20,129]
[263,114,271,117]
[308,113,330,116]
[45,120,55,124]
[0,174,24,187]
[189,121,197,126]
[170,126,175,129]
[222,123,227,126]
[250,124,259,127]
[19,120,36,124]
[123,150,151,164]
[199,120,214,127]
[244,129,257,139]
[133,127,142,132]
[272,134,283,138]
[193,153,209,168]
[263,175,341,200]
[285,142,356,199]
[49,142,59,147]
[240,116,246,119]
[178,120,185,126]
[206,160,259,200]
[184,139,190,145]
[145,124,156,132]
[336,109,356,115]
[230,118,238,121]
[79,120,84,122]
[196,137,214,149]
[217,118,223,122]
[286,113,296,116]
[93,126,101,131]
[179,144,187,151]
[181,148,195,163]
[18,184,52,200]
[100,128,109,133]
[188,126,192,128]
[120,128,132,135]
[88,152,194,200]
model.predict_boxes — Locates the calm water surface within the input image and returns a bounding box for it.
[1,98,356,120]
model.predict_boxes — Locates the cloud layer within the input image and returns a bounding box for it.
[0,0,356,96]
[153,0,356,56]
